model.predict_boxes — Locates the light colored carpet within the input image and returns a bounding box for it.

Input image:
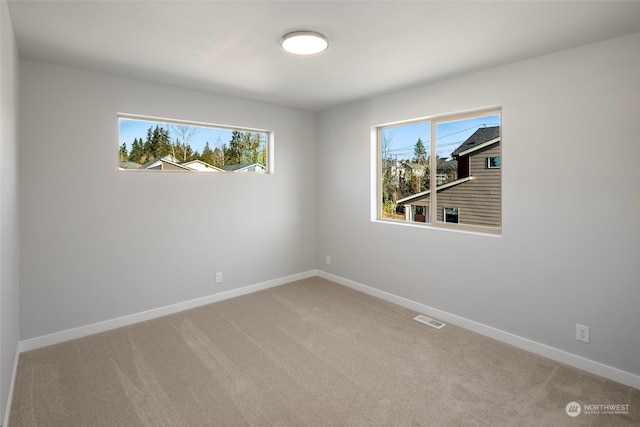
[8,277,639,426]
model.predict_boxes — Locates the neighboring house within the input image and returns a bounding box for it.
[397,126,500,227]
[221,163,266,173]
[435,158,457,185]
[181,160,224,172]
[141,155,182,170]
[404,162,426,179]
[127,156,265,173]
[140,155,220,172]
[382,160,427,190]
[158,158,193,171]
[383,158,455,190]
[381,159,405,188]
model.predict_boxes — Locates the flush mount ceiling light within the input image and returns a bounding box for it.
[281,31,329,55]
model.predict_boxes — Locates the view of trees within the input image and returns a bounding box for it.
[381,134,456,218]
[119,124,266,169]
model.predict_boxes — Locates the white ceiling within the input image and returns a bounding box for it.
[7,1,640,112]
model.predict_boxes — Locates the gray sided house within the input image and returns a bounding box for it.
[397,126,501,227]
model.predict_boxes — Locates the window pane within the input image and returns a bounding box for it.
[435,114,501,227]
[380,122,430,222]
[118,117,268,173]
[444,207,459,223]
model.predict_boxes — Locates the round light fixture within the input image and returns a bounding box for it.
[281,31,329,55]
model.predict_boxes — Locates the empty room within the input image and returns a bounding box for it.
[1,1,639,425]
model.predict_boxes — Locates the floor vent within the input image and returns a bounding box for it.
[414,315,446,329]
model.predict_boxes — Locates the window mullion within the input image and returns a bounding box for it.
[430,122,437,224]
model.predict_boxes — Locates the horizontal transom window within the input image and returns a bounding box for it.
[376,108,501,234]
[118,114,270,173]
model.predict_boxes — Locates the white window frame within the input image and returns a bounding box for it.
[373,107,501,235]
[487,156,501,169]
[118,113,273,173]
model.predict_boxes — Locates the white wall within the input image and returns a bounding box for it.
[317,33,640,378]
[0,0,20,420]
[19,60,317,340]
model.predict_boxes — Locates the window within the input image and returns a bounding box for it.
[444,207,459,223]
[487,156,501,168]
[118,114,270,173]
[377,108,501,233]
[414,205,428,222]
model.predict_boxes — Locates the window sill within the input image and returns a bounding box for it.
[372,218,502,237]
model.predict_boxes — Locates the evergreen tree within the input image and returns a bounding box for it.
[229,132,263,165]
[143,127,154,159]
[382,165,398,213]
[225,131,243,165]
[201,142,215,165]
[422,168,430,192]
[128,138,144,164]
[143,125,172,160]
[174,139,198,162]
[156,126,172,158]
[119,143,128,162]
[413,138,427,164]
[248,133,263,164]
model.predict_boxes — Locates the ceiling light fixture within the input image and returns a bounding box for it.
[281,31,329,55]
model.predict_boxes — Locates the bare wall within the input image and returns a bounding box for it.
[19,60,317,340]
[0,0,21,420]
[316,33,640,377]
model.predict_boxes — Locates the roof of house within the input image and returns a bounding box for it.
[141,154,181,169]
[451,126,500,158]
[182,160,225,172]
[119,161,142,169]
[396,176,473,204]
[159,159,192,171]
[220,163,266,172]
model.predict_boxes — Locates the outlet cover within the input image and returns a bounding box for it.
[215,272,223,283]
[576,324,590,343]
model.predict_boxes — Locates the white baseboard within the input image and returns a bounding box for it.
[16,269,639,391]
[19,270,318,353]
[3,343,20,427]
[317,270,640,390]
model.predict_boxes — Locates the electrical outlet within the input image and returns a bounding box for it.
[215,272,222,284]
[326,255,331,265]
[576,324,590,343]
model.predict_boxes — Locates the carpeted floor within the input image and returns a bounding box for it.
[8,277,639,426]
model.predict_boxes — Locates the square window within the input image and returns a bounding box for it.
[444,207,459,223]
[487,156,501,168]
[376,108,501,233]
